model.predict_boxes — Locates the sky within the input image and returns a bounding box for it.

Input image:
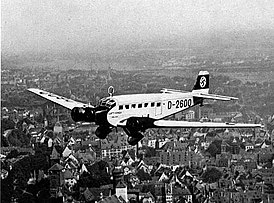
[2,0,274,53]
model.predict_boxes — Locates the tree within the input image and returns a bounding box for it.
[7,129,31,147]
[206,143,218,158]
[136,168,152,181]
[141,184,155,196]
[145,147,156,157]
[1,119,15,133]
[83,161,111,187]
[140,146,156,158]
[206,139,222,157]
[32,152,48,171]
[7,129,22,147]
[36,178,50,202]
[201,167,222,183]
[1,165,14,203]
[34,113,44,123]
[6,149,19,159]
[1,135,9,147]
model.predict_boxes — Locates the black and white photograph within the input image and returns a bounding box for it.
[1,0,274,202]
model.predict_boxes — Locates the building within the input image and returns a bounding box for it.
[116,181,128,202]
[48,163,65,197]
[160,151,202,166]
[101,134,134,159]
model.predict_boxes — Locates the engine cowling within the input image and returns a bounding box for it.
[71,107,95,122]
[126,117,154,132]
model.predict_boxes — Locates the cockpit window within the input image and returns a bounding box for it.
[107,99,116,108]
[99,98,116,108]
[99,99,106,106]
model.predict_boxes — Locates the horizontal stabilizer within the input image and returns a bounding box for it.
[194,93,238,101]
[161,88,189,94]
[154,120,262,128]
[28,88,89,110]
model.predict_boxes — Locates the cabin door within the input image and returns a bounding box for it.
[155,102,162,116]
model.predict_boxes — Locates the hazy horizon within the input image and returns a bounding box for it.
[2,0,274,54]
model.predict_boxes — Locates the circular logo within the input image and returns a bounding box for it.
[200,76,207,88]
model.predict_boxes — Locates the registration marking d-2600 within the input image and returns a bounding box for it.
[167,99,192,109]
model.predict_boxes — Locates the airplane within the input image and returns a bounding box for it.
[28,71,262,145]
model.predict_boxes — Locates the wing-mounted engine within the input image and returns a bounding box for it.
[71,96,117,140]
[123,117,154,145]
[71,106,110,125]
[71,107,96,122]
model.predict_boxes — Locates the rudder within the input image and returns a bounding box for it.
[192,71,209,94]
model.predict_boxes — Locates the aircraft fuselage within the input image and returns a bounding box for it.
[107,92,197,127]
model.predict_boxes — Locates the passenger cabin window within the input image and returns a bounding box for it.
[144,103,148,107]
[138,104,142,108]
[157,102,161,107]
[125,105,129,109]
[132,104,136,108]
[151,102,155,107]
[119,105,123,110]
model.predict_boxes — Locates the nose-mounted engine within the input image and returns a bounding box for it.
[71,90,117,139]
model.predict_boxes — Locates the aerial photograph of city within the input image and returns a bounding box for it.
[1,1,274,203]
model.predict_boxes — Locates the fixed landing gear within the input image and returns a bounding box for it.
[128,136,143,146]
[95,126,112,139]
[124,127,144,146]
[127,132,144,146]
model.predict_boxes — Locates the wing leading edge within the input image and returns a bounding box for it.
[28,88,89,110]
[154,120,262,128]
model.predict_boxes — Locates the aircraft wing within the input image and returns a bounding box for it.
[194,93,238,101]
[28,88,89,110]
[153,120,262,128]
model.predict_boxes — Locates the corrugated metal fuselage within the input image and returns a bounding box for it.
[107,92,196,126]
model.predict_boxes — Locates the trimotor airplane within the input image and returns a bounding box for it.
[28,71,262,145]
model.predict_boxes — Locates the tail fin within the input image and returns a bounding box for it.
[192,71,209,94]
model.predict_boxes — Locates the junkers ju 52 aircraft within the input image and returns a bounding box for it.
[28,71,261,145]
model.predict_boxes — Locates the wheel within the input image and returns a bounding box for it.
[95,126,111,139]
[127,132,144,146]
[128,136,142,146]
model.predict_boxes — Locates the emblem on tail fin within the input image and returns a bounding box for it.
[192,71,209,94]
[200,76,207,88]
